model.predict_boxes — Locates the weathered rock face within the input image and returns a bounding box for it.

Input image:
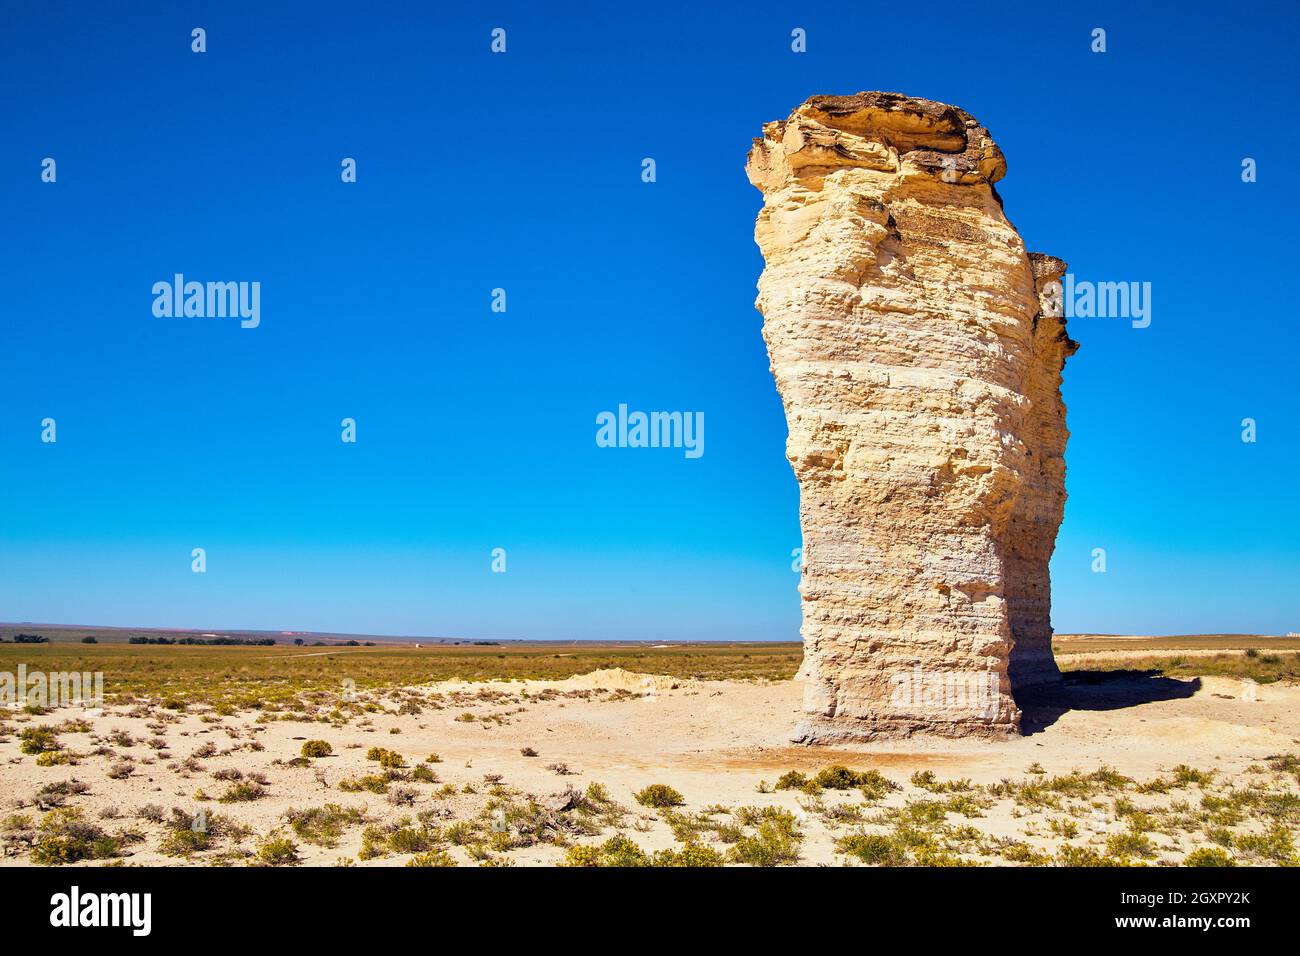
[747,92,1077,742]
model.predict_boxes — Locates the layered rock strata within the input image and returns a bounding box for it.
[746,92,1077,741]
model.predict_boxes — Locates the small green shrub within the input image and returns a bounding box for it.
[816,765,869,790]
[729,820,801,866]
[253,831,300,866]
[366,747,405,769]
[286,804,366,847]
[774,771,808,791]
[1057,845,1127,867]
[387,825,438,854]
[217,782,267,803]
[837,833,906,866]
[857,770,901,801]
[338,774,389,794]
[35,751,80,766]
[301,740,333,758]
[158,827,212,857]
[1184,847,1236,867]
[406,849,456,867]
[652,844,724,867]
[444,821,477,846]
[1106,832,1156,859]
[999,841,1052,866]
[635,784,684,808]
[729,808,802,867]
[1234,825,1296,863]
[30,809,121,866]
[563,835,650,867]
[1264,753,1300,774]
[1172,765,1215,787]
[814,765,900,799]
[19,726,60,755]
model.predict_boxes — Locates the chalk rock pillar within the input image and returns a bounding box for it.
[746,92,1077,741]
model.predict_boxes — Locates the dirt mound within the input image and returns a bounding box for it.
[544,668,685,694]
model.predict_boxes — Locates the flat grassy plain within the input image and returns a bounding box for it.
[0,642,804,710]
[3,632,1298,710]
[1054,634,1300,653]
[1054,634,1300,684]
[1063,652,1300,684]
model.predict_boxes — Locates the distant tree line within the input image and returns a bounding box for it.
[0,632,378,647]
[127,636,376,647]
[127,636,277,646]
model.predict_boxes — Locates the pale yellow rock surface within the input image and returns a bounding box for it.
[746,92,1077,742]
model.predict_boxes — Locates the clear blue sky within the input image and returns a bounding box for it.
[2,2,1296,639]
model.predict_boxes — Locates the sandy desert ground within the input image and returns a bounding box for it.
[2,642,1298,867]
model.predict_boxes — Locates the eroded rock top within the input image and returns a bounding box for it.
[748,90,1007,192]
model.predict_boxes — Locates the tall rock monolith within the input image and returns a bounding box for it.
[746,92,1077,741]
